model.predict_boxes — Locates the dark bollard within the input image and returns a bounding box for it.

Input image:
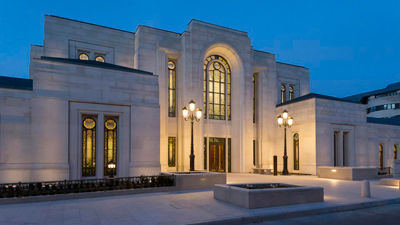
[273,155,278,176]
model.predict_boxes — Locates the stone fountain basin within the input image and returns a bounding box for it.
[214,183,324,209]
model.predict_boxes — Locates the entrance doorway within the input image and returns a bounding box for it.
[209,138,225,172]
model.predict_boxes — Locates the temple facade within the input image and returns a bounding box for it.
[0,15,399,183]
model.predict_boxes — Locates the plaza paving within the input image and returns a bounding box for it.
[0,173,399,225]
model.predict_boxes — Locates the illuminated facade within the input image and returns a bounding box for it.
[0,15,399,183]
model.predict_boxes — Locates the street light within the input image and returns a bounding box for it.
[108,160,116,179]
[182,100,202,171]
[277,110,294,175]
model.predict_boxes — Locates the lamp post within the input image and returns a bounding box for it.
[182,100,202,171]
[277,110,293,175]
[107,160,116,179]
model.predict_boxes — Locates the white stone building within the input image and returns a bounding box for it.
[0,15,399,183]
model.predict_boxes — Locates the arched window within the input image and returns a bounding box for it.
[82,117,96,177]
[394,145,397,160]
[95,56,105,63]
[79,53,89,61]
[281,84,286,103]
[204,55,231,120]
[289,86,294,100]
[168,60,176,117]
[379,144,383,169]
[104,119,117,176]
[293,133,300,170]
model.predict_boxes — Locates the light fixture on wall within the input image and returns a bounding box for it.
[182,100,202,171]
[277,110,294,175]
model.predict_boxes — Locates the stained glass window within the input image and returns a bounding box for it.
[82,117,96,177]
[168,61,176,117]
[95,56,105,63]
[79,53,89,61]
[294,133,299,170]
[104,119,117,176]
[168,137,176,167]
[289,86,294,100]
[281,84,286,103]
[204,55,231,120]
[395,145,398,160]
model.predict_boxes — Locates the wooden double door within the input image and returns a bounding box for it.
[209,138,225,172]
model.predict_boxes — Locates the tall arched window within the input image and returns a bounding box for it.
[293,133,299,170]
[281,84,286,103]
[394,145,397,160]
[168,60,176,117]
[82,117,96,177]
[104,119,117,176]
[379,144,383,169]
[204,55,231,120]
[289,86,294,100]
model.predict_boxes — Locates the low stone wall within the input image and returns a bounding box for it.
[214,183,324,209]
[163,172,226,190]
[380,178,400,187]
[388,159,400,178]
[318,167,378,180]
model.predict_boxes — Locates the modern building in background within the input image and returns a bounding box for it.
[344,82,400,118]
[0,15,399,183]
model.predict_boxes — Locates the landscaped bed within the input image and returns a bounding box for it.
[234,183,298,189]
[214,183,324,209]
[0,175,174,198]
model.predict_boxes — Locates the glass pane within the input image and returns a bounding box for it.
[214,94,220,104]
[209,70,214,81]
[214,70,220,81]
[214,82,220,93]
[214,105,220,115]
[209,104,213,114]
[221,95,225,104]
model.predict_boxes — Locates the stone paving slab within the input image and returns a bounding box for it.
[0,173,399,225]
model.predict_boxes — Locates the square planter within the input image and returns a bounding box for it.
[214,183,324,209]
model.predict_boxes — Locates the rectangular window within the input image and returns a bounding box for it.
[228,138,231,173]
[253,74,256,123]
[253,140,256,166]
[168,61,176,117]
[204,137,207,170]
[168,137,176,167]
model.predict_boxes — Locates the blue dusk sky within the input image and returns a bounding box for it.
[0,0,399,97]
